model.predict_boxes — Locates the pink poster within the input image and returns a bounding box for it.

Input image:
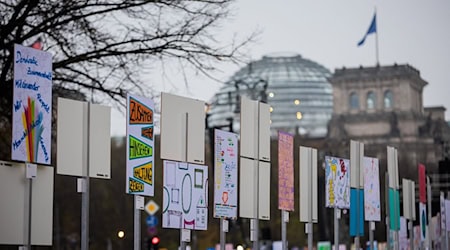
[418,163,426,203]
[278,131,294,211]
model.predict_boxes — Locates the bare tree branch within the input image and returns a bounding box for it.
[0,0,256,123]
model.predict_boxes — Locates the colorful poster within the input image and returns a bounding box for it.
[213,129,238,218]
[364,157,381,221]
[418,163,426,203]
[419,203,427,241]
[278,131,294,211]
[413,226,421,248]
[317,241,331,250]
[325,156,350,208]
[445,199,450,231]
[441,192,446,231]
[12,44,52,164]
[126,93,155,196]
[162,160,208,230]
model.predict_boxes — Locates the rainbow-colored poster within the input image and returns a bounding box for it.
[11,44,52,164]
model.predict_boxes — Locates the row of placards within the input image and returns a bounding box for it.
[324,156,381,222]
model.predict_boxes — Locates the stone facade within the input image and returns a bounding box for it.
[326,64,450,182]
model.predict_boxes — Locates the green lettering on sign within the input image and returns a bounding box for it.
[129,135,153,160]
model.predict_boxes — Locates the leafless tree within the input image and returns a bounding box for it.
[0,0,255,122]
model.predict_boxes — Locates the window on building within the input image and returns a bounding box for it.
[367,91,376,109]
[350,92,359,110]
[384,90,393,109]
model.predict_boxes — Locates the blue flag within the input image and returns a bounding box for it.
[357,12,377,46]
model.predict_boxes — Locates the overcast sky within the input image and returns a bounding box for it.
[112,0,450,135]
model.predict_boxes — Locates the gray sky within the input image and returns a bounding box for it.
[112,0,450,135]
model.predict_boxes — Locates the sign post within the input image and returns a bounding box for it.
[12,44,53,250]
[213,129,238,250]
[57,98,111,250]
[239,97,271,250]
[364,157,381,250]
[387,146,400,250]
[126,93,155,250]
[278,131,294,250]
[160,93,207,250]
[350,141,365,249]
[299,146,318,250]
[325,156,350,250]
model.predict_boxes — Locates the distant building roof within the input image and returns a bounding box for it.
[207,53,333,137]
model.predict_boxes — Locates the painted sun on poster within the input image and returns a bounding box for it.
[325,156,350,209]
[11,44,52,165]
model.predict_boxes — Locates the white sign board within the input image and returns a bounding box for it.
[299,146,318,223]
[12,44,52,164]
[56,98,111,178]
[213,129,238,218]
[160,92,205,164]
[239,98,271,161]
[126,93,155,196]
[0,161,53,245]
[162,160,208,230]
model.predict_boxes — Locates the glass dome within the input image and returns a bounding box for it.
[207,53,333,138]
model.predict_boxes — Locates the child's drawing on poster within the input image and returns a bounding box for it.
[325,156,350,209]
[364,157,381,221]
[162,160,208,230]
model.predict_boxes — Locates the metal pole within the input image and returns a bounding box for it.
[282,211,287,250]
[385,172,391,250]
[427,177,432,250]
[220,218,225,250]
[81,103,91,250]
[354,143,360,250]
[252,219,259,250]
[180,236,186,250]
[409,220,414,250]
[394,231,399,250]
[374,7,379,65]
[134,195,141,250]
[307,149,313,250]
[369,221,374,250]
[81,177,90,250]
[308,222,313,250]
[179,113,189,250]
[334,208,339,250]
[252,101,261,250]
[26,178,32,250]
[446,191,450,250]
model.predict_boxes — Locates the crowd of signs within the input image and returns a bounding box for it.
[9,43,450,249]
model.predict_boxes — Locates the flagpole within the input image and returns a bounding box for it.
[375,7,379,66]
